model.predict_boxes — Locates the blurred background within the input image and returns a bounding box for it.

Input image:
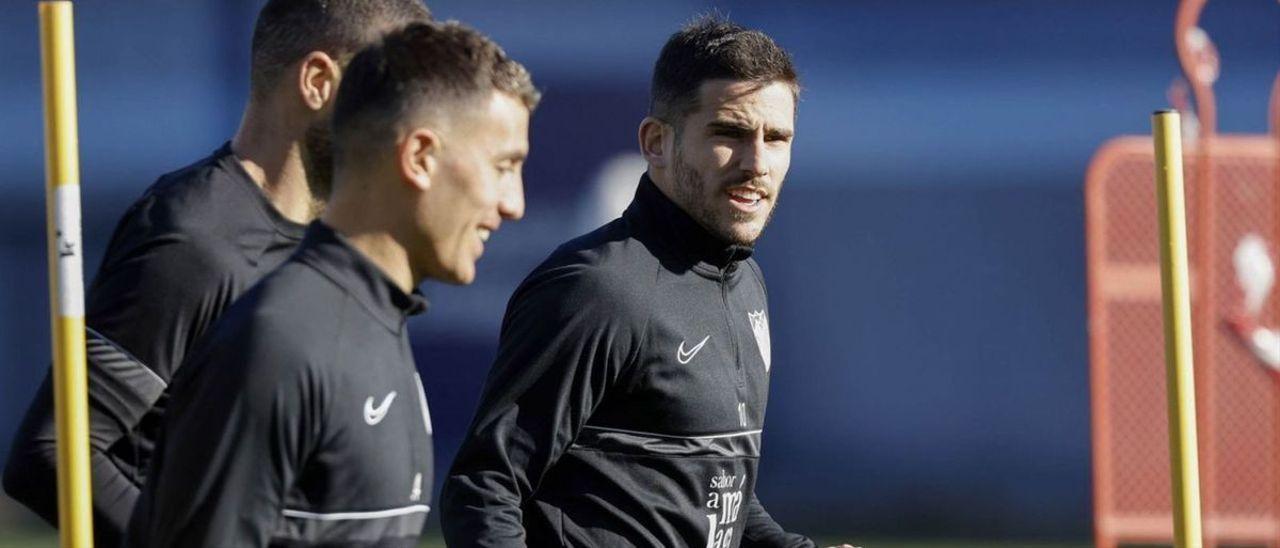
[1,0,1277,545]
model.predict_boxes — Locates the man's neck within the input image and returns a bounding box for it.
[321,188,416,294]
[230,103,317,224]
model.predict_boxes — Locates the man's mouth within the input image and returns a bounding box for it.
[726,186,767,211]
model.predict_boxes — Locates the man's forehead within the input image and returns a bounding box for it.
[695,79,795,127]
[461,91,528,130]
[430,91,528,151]
[482,92,531,153]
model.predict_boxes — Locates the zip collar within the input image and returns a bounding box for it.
[623,173,753,280]
[294,222,428,333]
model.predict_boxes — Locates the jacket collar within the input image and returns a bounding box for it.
[623,173,753,280]
[293,221,428,333]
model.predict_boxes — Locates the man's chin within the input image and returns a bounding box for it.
[714,224,762,247]
[420,260,472,286]
[729,216,769,243]
[693,206,766,246]
[448,265,477,286]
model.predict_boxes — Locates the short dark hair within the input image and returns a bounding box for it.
[249,0,432,97]
[332,21,539,158]
[649,15,798,125]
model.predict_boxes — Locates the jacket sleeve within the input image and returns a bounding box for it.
[3,199,235,548]
[125,316,320,548]
[3,372,145,548]
[741,492,816,548]
[440,264,646,547]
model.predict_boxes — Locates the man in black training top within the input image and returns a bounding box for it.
[3,2,431,546]
[126,21,538,547]
[442,16,846,548]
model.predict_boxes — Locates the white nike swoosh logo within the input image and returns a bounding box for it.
[364,391,397,425]
[676,335,710,364]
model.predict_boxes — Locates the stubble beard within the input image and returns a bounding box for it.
[302,121,334,218]
[670,151,776,247]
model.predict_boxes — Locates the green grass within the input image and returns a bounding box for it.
[0,533,53,548]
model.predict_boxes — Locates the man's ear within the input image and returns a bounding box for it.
[399,128,439,191]
[638,116,673,169]
[297,51,340,111]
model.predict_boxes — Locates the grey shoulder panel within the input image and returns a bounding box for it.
[85,327,167,428]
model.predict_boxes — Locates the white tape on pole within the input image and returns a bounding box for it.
[54,184,84,318]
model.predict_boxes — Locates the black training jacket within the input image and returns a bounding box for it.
[3,143,304,547]
[441,175,814,547]
[126,222,432,547]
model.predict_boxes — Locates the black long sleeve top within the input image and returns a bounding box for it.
[441,175,814,548]
[3,143,304,547]
[126,222,433,547]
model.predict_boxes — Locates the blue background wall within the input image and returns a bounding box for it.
[0,0,1277,541]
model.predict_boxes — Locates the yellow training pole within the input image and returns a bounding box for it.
[39,2,94,547]
[1152,109,1202,548]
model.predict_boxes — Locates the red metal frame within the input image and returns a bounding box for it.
[1088,135,1280,548]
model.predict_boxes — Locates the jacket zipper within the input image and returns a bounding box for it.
[721,267,745,386]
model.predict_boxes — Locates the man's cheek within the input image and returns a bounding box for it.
[712,147,734,167]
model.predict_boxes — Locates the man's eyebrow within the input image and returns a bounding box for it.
[707,119,793,140]
[706,120,754,132]
[765,127,794,139]
[497,149,527,162]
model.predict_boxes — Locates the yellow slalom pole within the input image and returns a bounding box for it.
[39,2,94,547]
[1152,109,1202,548]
